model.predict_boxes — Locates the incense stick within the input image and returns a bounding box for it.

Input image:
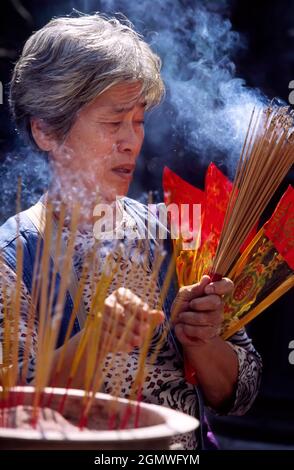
[212,106,294,277]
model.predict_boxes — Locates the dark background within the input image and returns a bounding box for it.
[0,0,293,448]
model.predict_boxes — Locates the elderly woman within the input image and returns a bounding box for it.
[0,14,261,449]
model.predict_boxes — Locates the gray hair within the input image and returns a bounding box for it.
[9,13,165,149]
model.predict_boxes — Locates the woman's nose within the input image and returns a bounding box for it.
[117,122,143,155]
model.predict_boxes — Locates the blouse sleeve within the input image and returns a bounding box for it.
[0,262,38,383]
[224,328,262,416]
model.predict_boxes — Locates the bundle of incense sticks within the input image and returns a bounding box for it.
[163,104,294,335]
[211,105,294,277]
[0,195,172,431]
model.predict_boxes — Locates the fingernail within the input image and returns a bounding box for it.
[205,284,215,294]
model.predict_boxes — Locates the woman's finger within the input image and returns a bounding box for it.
[175,276,211,303]
[148,309,165,326]
[176,310,223,326]
[204,277,234,296]
[104,296,125,318]
[189,294,223,311]
[114,288,150,321]
[114,287,143,307]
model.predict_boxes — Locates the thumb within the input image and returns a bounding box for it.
[148,309,165,326]
[177,275,211,302]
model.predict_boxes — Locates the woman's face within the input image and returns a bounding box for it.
[51,81,145,204]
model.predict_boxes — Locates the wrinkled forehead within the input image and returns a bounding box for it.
[95,81,146,110]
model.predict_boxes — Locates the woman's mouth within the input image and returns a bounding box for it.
[111,165,135,181]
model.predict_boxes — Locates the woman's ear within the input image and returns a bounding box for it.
[30,118,56,151]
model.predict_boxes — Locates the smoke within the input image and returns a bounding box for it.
[0,145,50,221]
[0,0,268,221]
[98,0,266,169]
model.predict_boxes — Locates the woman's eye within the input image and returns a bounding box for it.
[101,120,144,129]
[101,122,122,132]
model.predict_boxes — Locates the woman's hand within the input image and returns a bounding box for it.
[171,275,239,409]
[172,275,234,348]
[51,288,164,388]
[102,287,164,352]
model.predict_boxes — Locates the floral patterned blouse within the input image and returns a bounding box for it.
[0,201,262,449]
